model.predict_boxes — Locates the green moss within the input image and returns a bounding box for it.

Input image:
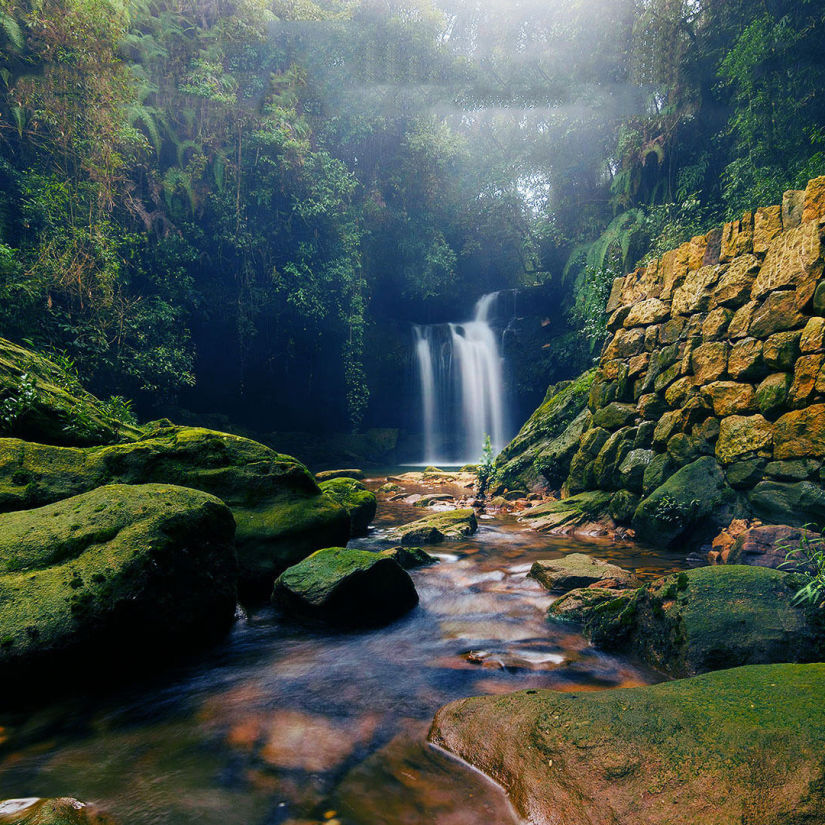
[386,508,477,544]
[519,490,612,533]
[318,477,377,537]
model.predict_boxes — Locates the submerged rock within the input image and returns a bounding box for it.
[0,426,350,590]
[0,797,114,824]
[0,484,237,692]
[318,477,377,537]
[584,566,825,677]
[385,509,478,545]
[272,547,418,626]
[379,546,439,569]
[528,553,639,593]
[430,663,825,825]
[315,469,365,481]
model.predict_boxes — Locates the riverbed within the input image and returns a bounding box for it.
[0,473,687,825]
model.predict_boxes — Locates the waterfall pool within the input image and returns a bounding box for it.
[0,473,687,825]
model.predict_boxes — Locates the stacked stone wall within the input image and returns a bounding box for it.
[566,176,825,542]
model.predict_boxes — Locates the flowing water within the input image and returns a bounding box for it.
[412,292,516,465]
[0,475,687,825]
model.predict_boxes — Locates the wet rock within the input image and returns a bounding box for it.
[726,524,821,571]
[763,330,802,369]
[772,405,825,459]
[319,477,377,537]
[413,494,455,506]
[715,414,773,464]
[702,381,756,416]
[429,663,825,825]
[755,372,792,414]
[272,547,418,626]
[585,566,825,677]
[519,491,612,535]
[379,546,439,569]
[529,553,639,593]
[749,291,806,339]
[548,586,631,621]
[748,480,825,527]
[0,797,114,824]
[0,484,237,691]
[385,509,478,544]
[315,469,365,481]
[0,428,349,590]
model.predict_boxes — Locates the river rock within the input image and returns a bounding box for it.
[0,797,114,824]
[0,427,350,590]
[518,491,613,536]
[385,509,477,544]
[585,566,825,677]
[747,480,825,527]
[429,663,825,825]
[272,547,418,626]
[0,484,237,692]
[315,469,365,481]
[725,524,821,571]
[547,586,633,621]
[528,554,638,593]
[318,477,377,537]
[379,546,438,569]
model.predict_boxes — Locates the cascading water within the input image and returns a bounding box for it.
[412,291,515,465]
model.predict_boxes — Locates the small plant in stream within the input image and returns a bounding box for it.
[476,434,495,498]
[780,527,825,608]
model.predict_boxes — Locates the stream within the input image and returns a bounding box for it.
[0,472,688,825]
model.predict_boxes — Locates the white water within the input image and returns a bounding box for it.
[412,291,514,465]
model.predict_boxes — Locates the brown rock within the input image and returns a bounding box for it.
[623,298,670,328]
[659,244,690,301]
[604,327,645,359]
[665,376,698,408]
[703,381,757,417]
[702,307,732,340]
[653,408,686,447]
[728,300,758,339]
[671,265,725,316]
[749,292,806,339]
[720,213,754,262]
[789,354,825,407]
[605,277,627,314]
[727,524,821,570]
[800,317,825,354]
[727,338,764,380]
[773,405,825,459]
[753,206,784,256]
[716,414,774,464]
[688,234,708,271]
[607,306,631,332]
[763,331,803,370]
[802,175,825,224]
[627,352,650,377]
[638,393,668,420]
[620,268,649,305]
[751,221,823,300]
[644,324,660,351]
[782,189,805,228]
[660,317,685,344]
[691,341,729,383]
[702,227,723,266]
[755,373,793,415]
[710,254,759,309]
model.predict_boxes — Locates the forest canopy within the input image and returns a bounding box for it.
[0,0,823,431]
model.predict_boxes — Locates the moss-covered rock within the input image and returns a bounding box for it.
[0,798,114,825]
[0,338,142,447]
[318,477,377,537]
[385,509,477,544]
[528,553,639,593]
[547,586,630,622]
[0,484,237,691]
[586,566,825,677]
[379,546,438,569]
[429,663,825,825]
[272,547,418,626]
[0,427,350,590]
[493,369,596,490]
[315,469,364,481]
[747,480,825,527]
[518,491,612,534]
[633,456,737,545]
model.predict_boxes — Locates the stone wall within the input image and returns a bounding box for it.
[561,176,825,544]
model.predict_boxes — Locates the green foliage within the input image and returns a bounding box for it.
[782,529,825,609]
[567,265,616,356]
[0,372,36,429]
[476,434,495,498]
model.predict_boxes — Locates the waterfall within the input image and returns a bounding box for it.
[412,291,515,465]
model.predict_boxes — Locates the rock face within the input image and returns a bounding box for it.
[493,370,596,490]
[584,566,825,677]
[0,484,237,691]
[528,553,639,593]
[0,337,142,446]
[0,797,114,824]
[272,547,418,626]
[385,508,477,544]
[318,477,377,537]
[0,426,350,589]
[500,176,825,545]
[429,663,825,825]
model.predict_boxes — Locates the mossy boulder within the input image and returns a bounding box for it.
[272,547,418,626]
[0,484,237,692]
[747,480,825,528]
[315,469,365,481]
[0,427,350,590]
[385,508,477,544]
[0,338,142,447]
[633,456,738,546]
[528,553,639,593]
[547,586,630,622]
[379,546,439,569]
[586,566,825,677]
[429,663,825,825]
[493,369,596,490]
[519,491,612,534]
[318,477,377,537]
[0,798,114,825]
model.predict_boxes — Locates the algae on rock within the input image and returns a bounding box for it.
[319,476,377,537]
